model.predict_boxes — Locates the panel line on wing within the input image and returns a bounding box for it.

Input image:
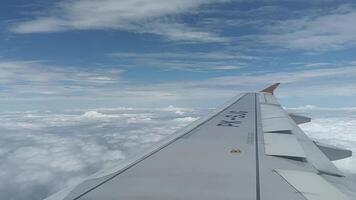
[255,93,261,200]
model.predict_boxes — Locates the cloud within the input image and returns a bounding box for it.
[0,106,201,200]
[1,106,355,200]
[136,64,356,100]
[1,59,356,111]
[108,51,252,71]
[287,105,356,111]
[0,60,121,85]
[172,116,198,122]
[137,21,228,42]
[293,108,356,174]
[259,6,356,51]
[9,0,228,42]
[198,4,356,52]
[81,111,118,118]
[0,60,123,98]
[161,105,193,115]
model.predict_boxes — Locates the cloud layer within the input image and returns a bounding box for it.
[1,106,355,200]
[288,107,356,174]
[0,106,201,200]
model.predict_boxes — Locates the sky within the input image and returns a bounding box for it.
[1,0,356,200]
[0,0,356,111]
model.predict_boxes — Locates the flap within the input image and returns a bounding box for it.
[275,169,350,200]
[264,133,306,158]
[261,104,286,119]
[262,117,293,132]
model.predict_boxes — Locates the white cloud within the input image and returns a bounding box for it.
[287,105,356,111]
[1,106,355,200]
[260,6,356,51]
[172,116,198,122]
[109,51,255,60]
[136,64,356,100]
[109,51,251,71]
[137,21,228,42]
[81,111,118,118]
[295,109,356,174]
[0,60,123,98]
[0,60,122,85]
[161,105,193,115]
[0,107,200,200]
[1,59,356,109]
[9,0,228,42]
[188,66,356,86]
[210,65,242,70]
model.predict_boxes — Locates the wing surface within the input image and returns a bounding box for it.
[45,84,355,200]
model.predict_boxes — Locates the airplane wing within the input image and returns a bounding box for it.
[45,83,356,200]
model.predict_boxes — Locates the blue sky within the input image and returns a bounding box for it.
[1,0,356,111]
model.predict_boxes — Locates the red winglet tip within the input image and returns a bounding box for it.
[260,83,280,95]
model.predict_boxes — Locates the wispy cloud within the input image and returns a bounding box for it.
[0,60,122,84]
[0,60,123,97]
[287,105,356,112]
[108,51,253,71]
[109,51,255,60]
[258,5,356,51]
[9,0,229,42]
[200,4,356,52]
[92,62,356,107]
[1,59,356,106]
[205,66,356,85]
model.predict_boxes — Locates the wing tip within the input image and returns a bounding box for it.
[260,83,280,95]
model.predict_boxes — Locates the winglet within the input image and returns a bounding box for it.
[261,83,280,95]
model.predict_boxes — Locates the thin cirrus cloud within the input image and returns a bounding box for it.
[256,6,356,51]
[150,64,356,96]
[0,60,122,84]
[199,4,356,52]
[7,1,356,50]
[0,60,123,98]
[1,59,356,101]
[108,51,253,71]
[9,0,229,42]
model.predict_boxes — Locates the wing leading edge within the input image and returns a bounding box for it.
[45,84,355,200]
